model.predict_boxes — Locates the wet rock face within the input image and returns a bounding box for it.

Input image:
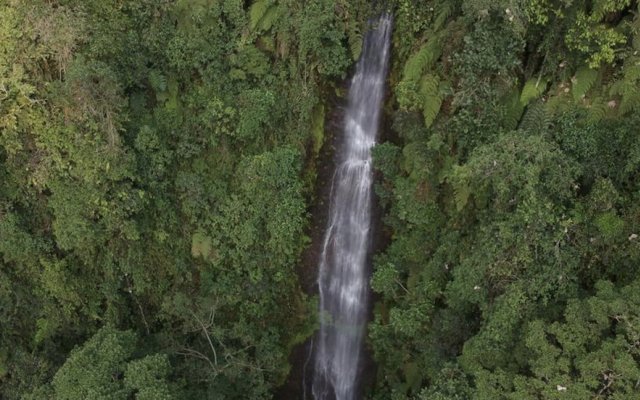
[312,15,393,400]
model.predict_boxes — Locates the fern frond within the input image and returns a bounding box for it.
[418,74,439,96]
[418,74,442,128]
[609,55,640,114]
[454,183,471,211]
[544,90,572,117]
[501,87,524,130]
[148,70,167,92]
[257,36,275,53]
[402,50,426,84]
[520,78,547,105]
[572,66,598,101]
[402,38,442,84]
[619,90,640,114]
[276,31,290,58]
[249,0,272,30]
[423,94,443,128]
[258,4,281,31]
[519,102,551,133]
[347,22,363,61]
[586,97,609,123]
[191,231,212,259]
[626,4,640,50]
[433,2,454,31]
[450,166,471,212]
[623,56,640,81]
[609,79,626,96]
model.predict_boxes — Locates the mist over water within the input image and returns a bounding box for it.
[312,14,392,400]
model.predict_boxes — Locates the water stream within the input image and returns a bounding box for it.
[311,14,392,400]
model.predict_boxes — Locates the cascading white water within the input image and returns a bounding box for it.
[312,14,392,400]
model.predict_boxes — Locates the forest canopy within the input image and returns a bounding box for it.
[1,0,640,399]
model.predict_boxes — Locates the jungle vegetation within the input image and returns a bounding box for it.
[1,0,639,399]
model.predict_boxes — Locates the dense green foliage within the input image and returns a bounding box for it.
[2,0,640,399]
[0,0,370,398]
[371,0,640,398]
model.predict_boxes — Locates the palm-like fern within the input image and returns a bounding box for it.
[396,15,457,128]
[258,5,281,31]
[572,66,599,102]
[619,90,640,114]
[502,87,525,130]
[519,101,551,133]
[544,89,573,117]
[585,96,611,123]
[501,78,547,130]
[520,78,547,105]
[347,21,363,61]
[608,1,640,115]
[397,35,446,127]
[402,37,443,84]
[148,70,167,93]
[609,56,640,115]
[249,0,278,31]
[631,3,640,50]
[418,74,443,128]
[450,165,471,212]
[433,2,455,31]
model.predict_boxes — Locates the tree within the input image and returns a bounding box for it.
[49,327,175,400]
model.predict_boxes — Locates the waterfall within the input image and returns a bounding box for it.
[312,14,392,400]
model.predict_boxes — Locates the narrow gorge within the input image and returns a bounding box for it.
[311,14,392,400]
